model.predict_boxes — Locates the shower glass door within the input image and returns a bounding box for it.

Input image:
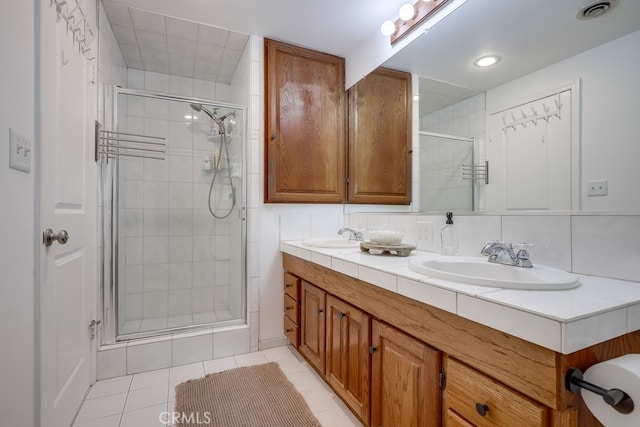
[105,88,246,341]
[419,132,474,212]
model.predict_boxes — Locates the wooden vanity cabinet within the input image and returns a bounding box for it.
[299,280,326,373]
[264,38,346,203]
[283,272,301,347]
[282,253,640,426]
[371,319,442,427]
[444,357,548,427]
[347,67,412,205]
[325,295,371,424]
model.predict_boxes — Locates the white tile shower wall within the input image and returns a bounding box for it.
[98,38,255,379]
[118,69,241,328]
[418,93,486,212]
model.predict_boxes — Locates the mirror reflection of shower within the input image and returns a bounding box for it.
[190,103,237,219]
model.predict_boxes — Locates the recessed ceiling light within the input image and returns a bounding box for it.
[474,55,501,67]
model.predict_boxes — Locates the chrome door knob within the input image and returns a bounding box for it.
[43,229,69,247]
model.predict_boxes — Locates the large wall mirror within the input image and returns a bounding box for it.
[381,0,640,213]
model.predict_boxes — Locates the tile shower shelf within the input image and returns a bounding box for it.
[280,240,640,354]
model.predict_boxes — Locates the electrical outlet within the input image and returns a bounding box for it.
[9,128,32,173]
[587,179,608,197]
[416,221,433,249]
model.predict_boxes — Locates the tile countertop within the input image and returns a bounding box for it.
[281,241,640,354]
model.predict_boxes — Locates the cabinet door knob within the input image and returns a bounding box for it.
[271,134,276,140]
[317,308,323,314]
[339,312,346,319]
[475,403,489,416]
[286,328,293,333]
[286,305,294,310]
[285,284,293,288]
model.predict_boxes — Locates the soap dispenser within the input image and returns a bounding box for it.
[441,212,458,256]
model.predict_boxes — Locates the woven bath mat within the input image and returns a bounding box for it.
[174,362,322,427]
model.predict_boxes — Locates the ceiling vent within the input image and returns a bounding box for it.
[577,0,619,19]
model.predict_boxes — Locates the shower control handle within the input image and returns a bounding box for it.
[43,229,69,247]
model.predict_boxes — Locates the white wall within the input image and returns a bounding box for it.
[0,1,36,425]
[487,30,640,211]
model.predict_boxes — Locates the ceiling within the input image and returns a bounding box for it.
[385,0,640,113]
[102,0,251,83]
[102,0,640,110]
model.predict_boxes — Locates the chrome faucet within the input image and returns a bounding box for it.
[337,227,365,241]
[481,240,533,268]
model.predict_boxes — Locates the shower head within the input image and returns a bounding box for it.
[189,103,215,120]
[218,111,236,122]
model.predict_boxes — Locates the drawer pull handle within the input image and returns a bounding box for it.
[475,403,489,416]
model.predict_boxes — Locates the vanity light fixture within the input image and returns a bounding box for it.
[473,55,501,67]
[399,3,417,21]
[381,0,467,44]
[380,20,397,36]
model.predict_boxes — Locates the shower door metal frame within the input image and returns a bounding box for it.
[101,86,248,344]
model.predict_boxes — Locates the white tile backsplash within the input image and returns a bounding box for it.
[344,212,640,284]
[454,215,502,256]
[572,215,640,282]
[501,215,571,271]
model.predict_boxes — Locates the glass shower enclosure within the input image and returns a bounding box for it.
[99,86,246,342]
[418,131,485,212]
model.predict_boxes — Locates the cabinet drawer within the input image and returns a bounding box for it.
[284,272,301,300]
[284,294,300,324]
[284,315,300,347]
[445,409,474,427]
[446,358,548,427]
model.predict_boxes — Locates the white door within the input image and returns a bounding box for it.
[38,2,97,426]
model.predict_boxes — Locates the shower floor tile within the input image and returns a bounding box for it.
[74,346,363,427]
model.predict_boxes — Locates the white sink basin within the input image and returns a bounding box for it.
[409,256,580,290]
[302,238,360,249]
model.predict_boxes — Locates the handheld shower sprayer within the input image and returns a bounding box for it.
[189,103,215,120]
[189,103,235,125]
[189,102,237,219]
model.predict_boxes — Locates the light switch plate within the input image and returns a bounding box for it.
[9,128,32,173]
